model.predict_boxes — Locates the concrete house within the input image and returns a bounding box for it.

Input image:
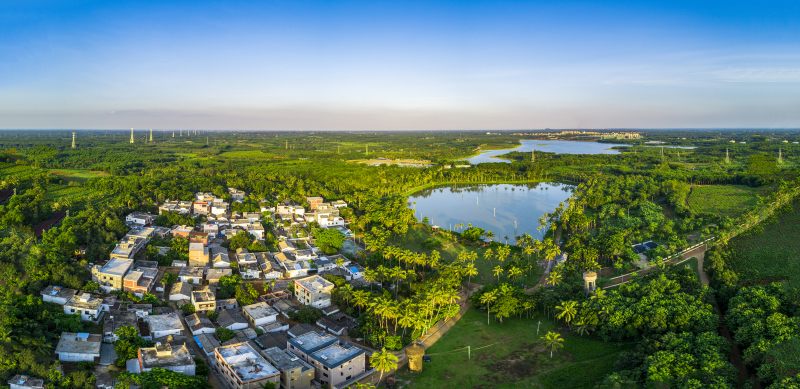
[91,258,134,292]
[256,253,283,280]
[206,268,232,285]
[239,263,261,280]
[287,331,365,388]
[169,282,193,301]
[179,266,204,284]
[8,375,45,389]
[126,212,156,226]
[217,298,239,311]
[64,293,103,322]
[217,309,248,331]
[137,344,196,375]
[172,225,194,238]
[294,276,334,309]
[55,332,102,362]
[123,267,158,297]
[261,347,315,389]
[194,333,221,357]
[214,342,281,389]
[148,313,184,339]
[242,302,278,327]
[185,312,215,335]
[40,285,78,305]
[102,310,138,342]
[278,241,297,252]
[210,247,231,268]
[191,291,217,312]
[189,243,210,267]
[229,188,246,201]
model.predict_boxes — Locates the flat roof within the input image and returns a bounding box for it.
[40,285,78,300]
[56,332,102,355]
[148,313,183,333]
[216,342,280,382]
[313,342,365,368]
[140,344,194,369]
[192,291,215,302]
[65,293,102,310]
[288,331,337,354]
[179,267,205,277]
[99,257,134,276]
[262,347,314,373]
[243,302,278,320]
[295,275,333,292]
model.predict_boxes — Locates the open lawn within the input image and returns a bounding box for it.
[686,185,767,218]
[727,201,800,286]
[174,153,198,158]
[217,150,275,158]
[394,309,634,389]
[50,169,109,182]
[398,225,543,287]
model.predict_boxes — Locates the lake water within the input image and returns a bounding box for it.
[409,182,574,243]
[467,139,628,164]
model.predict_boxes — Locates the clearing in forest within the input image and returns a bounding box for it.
[50,169,109,182]
[394,309,633,389]
[686,185,766,218]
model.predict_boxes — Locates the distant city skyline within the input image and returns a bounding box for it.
[2,1,800,130]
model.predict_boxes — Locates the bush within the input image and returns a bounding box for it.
[289,305,323,323]
[206,311,219,321]
[180,303,195,315]
[216,327,237,342]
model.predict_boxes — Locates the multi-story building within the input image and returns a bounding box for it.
[7,375,45,389]
[228,188,246,201]
[191,291,216,312]
[261,347,315,389]
[125,212,157,226]
[287,331,366,388]
[102,310,138,342]
[64,293,103,322]
[306,197,324,210]
[91,257,134,292]
[148,313,184,339]
[178,266,204,284]
[294,276,334,308]
[214,342,281,389]
[123,267,158,297]
[189,243,210,267]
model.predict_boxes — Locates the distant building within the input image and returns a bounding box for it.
[91,258,134,292]
[191,291,216,312]
[64,293,103,322]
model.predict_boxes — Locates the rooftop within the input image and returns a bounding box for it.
[7,375,45,389]
[133,260,159,269]
[56,332,102,355]
[65,293,102,310]
[170,282,193,297]
[195,333,221,351]
[254,332,289,350]
[192,291,215,303]
[139,344,195,369]
[262,347,314,373]
[40,285,78,300]
[218,309,248,328]
[186,313,215,332]
[189,242,206,252]
[206,268,232,280]
[216,342,280,383]
[103,310,138,335]
[179,267,205,277]
[97,257,134,276]
[148,313,183,333]
[288,331,337,354]
[243,302,278,320]
[313,342,365,368]
[295,275,333,292]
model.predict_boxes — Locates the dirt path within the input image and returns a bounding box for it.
[696,251,709,286]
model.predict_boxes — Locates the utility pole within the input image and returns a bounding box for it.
[130,128,134,144]
[71,132,76,149]
[778,148,783,164]
[150,129,153,142]
[173,131,175,138]
[725,148,730,164]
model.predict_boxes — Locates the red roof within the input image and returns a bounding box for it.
[34,210,67,238]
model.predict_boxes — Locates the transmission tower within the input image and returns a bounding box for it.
[150,129,153,142]
[71,132,76,149]
[130,128,134,144]
[725,148,730,164]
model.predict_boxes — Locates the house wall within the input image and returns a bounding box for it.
[224,322,248,331]
[43,295,70,305]
[56,351,100,362]
[143,364,196,376]
[191,327,215,336]
[311,353,365,387]
[151,328,182,339]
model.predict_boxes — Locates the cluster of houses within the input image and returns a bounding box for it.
[276,196,350,232]
[22,190,380,389]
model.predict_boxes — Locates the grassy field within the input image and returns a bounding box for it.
[174,152,198,158]
[686,185,767,218]
[50,169,108,182]
[398,225,543,287]
[726,201,800,285]
[394,309,634,389]
[217,150,275,159]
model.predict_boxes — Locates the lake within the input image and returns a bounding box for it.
[409,182,574,244]
[467,139,628,164]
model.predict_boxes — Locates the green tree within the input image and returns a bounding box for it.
[370,347,399,382]
[313,228,346,254]
[542,331,563,358]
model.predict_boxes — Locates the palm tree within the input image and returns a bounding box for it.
[370,347,399,382]
[339,284,354,307]
[574,319,595,337]
[546,271,562,287]
[590,288,606,300]
[483,248,494,267]
[353,291,370,315]
[463,263,478,286]
[485,230,495,242]
[504,235,509,245]
[542,331,564,358]
[480,290,498,325]
[493,266,504,282]
[555,301,578,326]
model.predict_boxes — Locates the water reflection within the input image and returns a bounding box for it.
[409,182,574,243]
[467,139,628,164]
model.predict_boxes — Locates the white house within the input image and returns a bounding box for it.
[8,375,46,389]
[178,267,204,284]
[217,309,248,331]
[186,313,216,335]
[137,344,196,376]
[148,313,184,340]
[40,285,78,305]
[64,293,103,322]
[242,302,278,327]
[169,282,193,301]
[126,212,157,226]
[55,332,101,362]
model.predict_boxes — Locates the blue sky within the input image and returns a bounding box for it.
[2,0,800,130]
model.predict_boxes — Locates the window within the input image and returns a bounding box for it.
[322,373,328,378]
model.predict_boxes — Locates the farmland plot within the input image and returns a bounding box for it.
[686,185,767,218]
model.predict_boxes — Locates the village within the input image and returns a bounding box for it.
[30,188,383,389]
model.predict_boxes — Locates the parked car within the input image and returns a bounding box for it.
[423,355,431,362]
